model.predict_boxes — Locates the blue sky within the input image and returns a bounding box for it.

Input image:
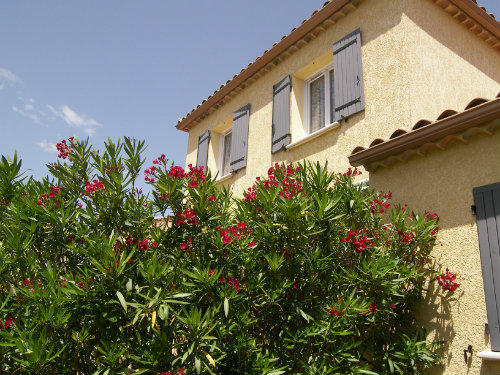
[1,0,499,182]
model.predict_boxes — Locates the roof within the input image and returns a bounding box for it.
[175,0,500,132]
[348,92,500,171]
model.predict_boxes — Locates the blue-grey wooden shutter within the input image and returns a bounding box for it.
[230,104,250,172]
[473,182,500,351]
[272,75,291,153]
[333,28,364,121]
[196,130,210,170]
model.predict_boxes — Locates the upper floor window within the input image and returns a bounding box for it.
[304,64,334,134]
[218,129,232,177]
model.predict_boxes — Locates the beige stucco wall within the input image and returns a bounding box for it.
[182,3,500,371]
[184,0,499,198]
[369,132,500,375]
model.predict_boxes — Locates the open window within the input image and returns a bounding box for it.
[304,64,334,134]
[218,128,232,177]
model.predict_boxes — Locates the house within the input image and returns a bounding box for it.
[174,0,500,373]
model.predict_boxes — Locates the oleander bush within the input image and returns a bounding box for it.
[0,137,454,374]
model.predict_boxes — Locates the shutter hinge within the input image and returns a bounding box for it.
[471,205,476,215]
[485,323,490,334]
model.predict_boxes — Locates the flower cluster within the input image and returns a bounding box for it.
[179,238,193,250]
[396,229,415,244]
[340,228,374,253]
[82,180,105,196]
[56,138,74,159]
[220,276,240,291]
[175,208,198,226]
[0,317,13,330]
[437,269,459,292]
[367,191,392,214]
[341,167,361,177]
[152,154,167,165]
[218,222,251,245]
[157,368,185,375]
[37,185,62,206]
[144,166,157,183]
[326,304,341,316]
[185,164,206,188]
[267,164,303,199]
[425,211,438,220]
[168,165,185,178]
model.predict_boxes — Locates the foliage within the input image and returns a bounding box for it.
[0,137,452,374]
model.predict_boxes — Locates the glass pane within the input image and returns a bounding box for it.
[309,75,325,133]
[222,132,232,176]
[329,69,335,123]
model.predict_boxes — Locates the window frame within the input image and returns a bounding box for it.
[303,63,334,135]
[217,128,232,178]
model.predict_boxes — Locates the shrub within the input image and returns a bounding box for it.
[0,137,452,374]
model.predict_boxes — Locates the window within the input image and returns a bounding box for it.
[218,129,232,177]
[304,64,334,134]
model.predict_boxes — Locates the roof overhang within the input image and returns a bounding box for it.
[348,96,500,171]
[175,0,500,132]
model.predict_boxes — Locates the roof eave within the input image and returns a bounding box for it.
[348,98,500,168]
[175,0,355,132]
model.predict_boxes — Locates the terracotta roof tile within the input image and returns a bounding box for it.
[176,0,500,132]
[348,93,500,171]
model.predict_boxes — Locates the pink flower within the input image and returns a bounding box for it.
[179,243,187,250]
[139,239,148,251]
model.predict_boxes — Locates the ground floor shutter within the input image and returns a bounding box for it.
[196,130,210,170]
[473,182,500,351]
[230,104,250,172]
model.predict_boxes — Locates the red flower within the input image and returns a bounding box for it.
[23,279,29,286]
[151,242,158,248]
[248,241,256,247]
[139,239,149,251]
[179,242,187,250]
[369,303,377,314]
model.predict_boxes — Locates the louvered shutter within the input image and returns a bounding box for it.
[196,130,210,170]
[333,28,364,121]
[230,104,250,172]
[272,75,291,153]
[473,182,500,351]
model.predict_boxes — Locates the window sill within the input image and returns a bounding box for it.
[215,173,232,185]
[286,122,340,151]
[477,351,500,361]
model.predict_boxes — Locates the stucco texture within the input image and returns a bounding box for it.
[182,1,500,372]
[370,133,500,375]
[185,0,499,197]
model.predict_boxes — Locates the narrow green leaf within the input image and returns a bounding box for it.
[224,297,229,317]
[116,291,127,312]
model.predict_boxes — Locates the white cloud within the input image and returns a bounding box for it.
[0,68,20,83]
[37,139,57,153]
[47,104,101,137]
[12,105,40,123]
[24,103,34,111]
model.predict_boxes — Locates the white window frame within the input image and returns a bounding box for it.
[217,128,232,178]
[303,63,334,135]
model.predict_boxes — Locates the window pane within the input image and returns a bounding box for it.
[309,75,325,133]
[222,132,232,176]
[329,69,335,123]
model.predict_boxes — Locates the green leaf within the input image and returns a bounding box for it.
[195,357,201,374]
[116,291,127,312]
[224,297,229,317]
[126,278,132,291]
